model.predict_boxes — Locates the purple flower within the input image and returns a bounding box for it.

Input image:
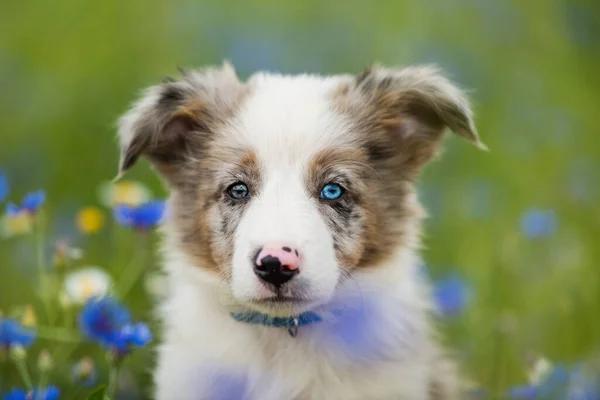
[114,200,165,230]
[5,190,46,215]
[3,386,60,400]
[0,318,36,348]
[434,274,471,317]
[0,171,8,203]
[78,297,152,356]
[520,208,557,238]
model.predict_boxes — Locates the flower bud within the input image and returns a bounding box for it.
[38,349,54,371]
[72,357,97,387]
[21,305,36,327]
[10,344,27,361]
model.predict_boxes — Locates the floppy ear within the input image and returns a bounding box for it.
[353,65,486,173]
[117,62,243,185]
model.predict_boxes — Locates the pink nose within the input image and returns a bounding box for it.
[254,245,301,288]
[256,245,301,271]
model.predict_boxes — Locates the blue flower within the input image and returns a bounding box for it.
[509,364,572,399]
[78,297,152,355]
[567,365,600,399]
[5,190,46,215]
[3,386,60,400]
[434,274,472,317]
[520,208,557,238]
[568,382,600,400]
[0,318,36,348]
[0,171,8,203]
[114,200,165,230]
[78,297,130,347]
[507,384,537,399]
[115,322,152,349]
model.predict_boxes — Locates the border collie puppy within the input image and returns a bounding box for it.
[117,62,485,400]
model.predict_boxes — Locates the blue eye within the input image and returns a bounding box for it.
[320,183,344,200]
[227,182,250,200]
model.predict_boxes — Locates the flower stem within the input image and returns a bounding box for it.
[115,236,149,299]
[36,326,83,343]
[106,359,122,400]
[36,371,48,400]
[34,212,52,324]
[14,357,34,391]
[0,357,6,393]
[36,212,45,282]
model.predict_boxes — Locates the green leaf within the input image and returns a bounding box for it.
[86,384,108,400]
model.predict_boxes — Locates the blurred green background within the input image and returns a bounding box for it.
[1,0,599,398]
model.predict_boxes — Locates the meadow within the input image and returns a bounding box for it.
[1,1,599,398]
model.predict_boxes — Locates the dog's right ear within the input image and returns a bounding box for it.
[117,62,243,185]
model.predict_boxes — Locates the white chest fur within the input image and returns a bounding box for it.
[153,250,455,400]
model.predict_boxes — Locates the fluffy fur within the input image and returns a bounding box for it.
[117,62,484,400]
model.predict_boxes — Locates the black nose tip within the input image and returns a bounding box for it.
[254,255,298,288]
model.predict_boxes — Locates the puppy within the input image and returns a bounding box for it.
[117,62,485,400]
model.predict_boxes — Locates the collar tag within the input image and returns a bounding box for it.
[288,317,299,337]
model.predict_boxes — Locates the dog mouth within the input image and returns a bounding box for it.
[254,296,307,304]
[247,294,320,316]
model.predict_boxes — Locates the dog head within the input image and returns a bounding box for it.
[117,62,484,316]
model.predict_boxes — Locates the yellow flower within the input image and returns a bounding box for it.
[64,267,112,304]
[76,207,105,234]
[0,212,33,237]
[21,305,36,327]
[98,180,151,207]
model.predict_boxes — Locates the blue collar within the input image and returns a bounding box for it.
[231,311,322,337]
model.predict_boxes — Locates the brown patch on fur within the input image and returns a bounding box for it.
[171,146,262,274]
[306,146,422,270]
[333,65,484,174]
[118,62,248,188]
[118,63,258,274]
[323,65,482,269]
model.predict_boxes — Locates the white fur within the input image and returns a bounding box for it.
[125,73,455,399]
[155,245,439,400]
[227,74,355,313]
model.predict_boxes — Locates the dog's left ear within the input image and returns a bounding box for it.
[116,62,243,186]
[352,65,487,173]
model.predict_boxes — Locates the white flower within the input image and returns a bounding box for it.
[528,356,553,385]
[64,267,112,304]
